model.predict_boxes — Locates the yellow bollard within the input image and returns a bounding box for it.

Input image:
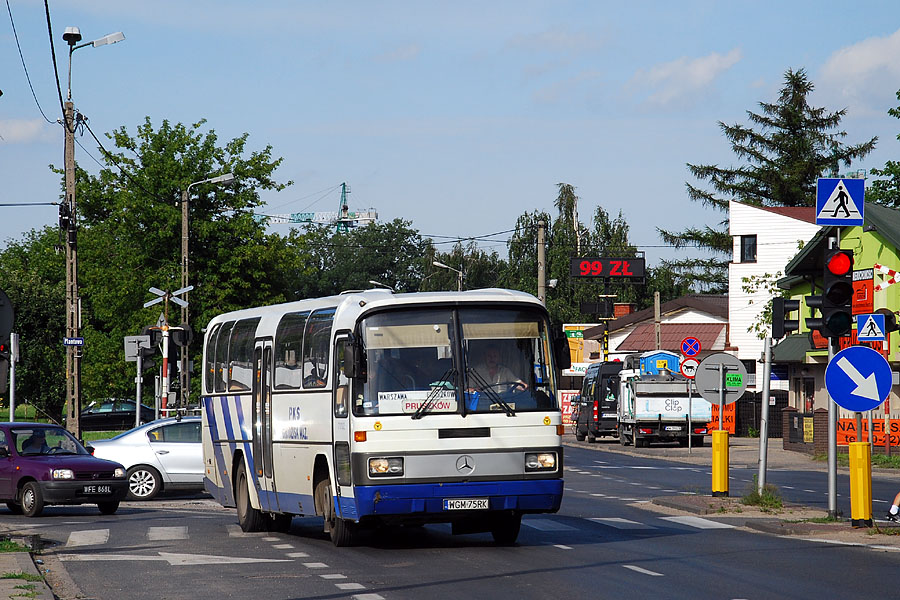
[711,429,729,497]
[849,441,873,527]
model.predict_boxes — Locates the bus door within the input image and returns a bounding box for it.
[332,335,353,510]
[252,338,278,512]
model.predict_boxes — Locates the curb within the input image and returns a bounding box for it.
[0,551,54,600]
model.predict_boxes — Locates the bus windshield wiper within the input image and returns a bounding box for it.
[465,368,515,416]
[412,368,456,420]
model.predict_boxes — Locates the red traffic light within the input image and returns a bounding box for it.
[826,250,852,275]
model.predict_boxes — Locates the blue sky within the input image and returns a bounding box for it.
[3,1,900,267]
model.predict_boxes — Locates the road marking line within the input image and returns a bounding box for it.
[647,486,661,490]
[590,493,605,497]
[336,583,366,591]
[303,562,329,568]
[522,519,577,531]
[262,536,280,541]
[620,498,640,502]
[623,565,664,576]
[554,544,572,550]
[66,530,109,547]
[352,594,384,600]
[147,526,188,541]
[590,518,655,530]
[660,516,735,529]
[320,574,347,579]
[286,552,309,558]
[803,490,817,494]
[273,544,293,549]
[782,486,795,490]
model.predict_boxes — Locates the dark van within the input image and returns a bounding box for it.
[574,361,623,442]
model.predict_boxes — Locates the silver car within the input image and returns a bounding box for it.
[90,417,203,500]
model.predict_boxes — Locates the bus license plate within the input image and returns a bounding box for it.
[82,484,112,495]
[443,498,489,511]
[664,426,682,431]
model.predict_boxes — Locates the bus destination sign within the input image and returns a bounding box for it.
[570,257,646,278]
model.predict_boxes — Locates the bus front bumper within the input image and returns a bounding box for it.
[345,479,563,521]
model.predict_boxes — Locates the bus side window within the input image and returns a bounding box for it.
[214,321,235,394]
[303,308,335,389]
[204,323,221,394]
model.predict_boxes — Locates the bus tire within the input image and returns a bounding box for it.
[316,478,355,547]
[491,512,521,545]
[236,463,265,532]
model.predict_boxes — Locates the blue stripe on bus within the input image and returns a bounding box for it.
[231,395,269,511]
[351,479,563,519]
[202,397,227,505]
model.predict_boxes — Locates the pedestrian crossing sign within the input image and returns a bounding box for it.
[857,313,885,341]
[816,178,864,226]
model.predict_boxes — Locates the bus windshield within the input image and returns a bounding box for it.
[355,307,557,417]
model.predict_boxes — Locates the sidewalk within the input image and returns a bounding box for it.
[0,536,53,600]
[565,434,900,551]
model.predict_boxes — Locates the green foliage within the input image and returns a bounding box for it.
[871,453,900,469]
[0,541,31,555]
[741,476,783,511]
[659,68,878,291]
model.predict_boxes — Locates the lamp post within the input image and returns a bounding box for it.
[180,173,235,407]
[62,26,124,437]
[432,261,463,292]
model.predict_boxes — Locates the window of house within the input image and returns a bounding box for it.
[740,235,757,263]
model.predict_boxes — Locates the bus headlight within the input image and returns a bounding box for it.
[525,452,556,472]
[368,457,403,477]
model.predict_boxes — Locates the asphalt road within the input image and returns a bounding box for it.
[12,449,900,600]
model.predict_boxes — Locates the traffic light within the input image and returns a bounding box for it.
[876,308,900,333]
[772,297,801,339]
[806,249,854,338]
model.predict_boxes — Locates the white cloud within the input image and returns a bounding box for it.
[507,27,602,55]
[374,43,421,63]
[628,48,742,108]
[820,28,900,115]
[532,70,603,105]
[0,119,53,143]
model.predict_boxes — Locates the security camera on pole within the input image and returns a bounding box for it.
[144,286,192,417]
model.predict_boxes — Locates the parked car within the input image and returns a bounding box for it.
[80,399,155,431]
[0,423,127,517]
[89,417,203,500]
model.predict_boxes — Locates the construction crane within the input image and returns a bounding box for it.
[257,182,377,231]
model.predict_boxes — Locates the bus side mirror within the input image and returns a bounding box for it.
[554,335,572,371]
[344,340,364,379]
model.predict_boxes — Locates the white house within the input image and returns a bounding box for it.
[728,200,820,386]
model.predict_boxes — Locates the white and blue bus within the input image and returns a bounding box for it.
[201,288,569,545]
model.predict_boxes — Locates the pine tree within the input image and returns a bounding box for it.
[658,68,877,292]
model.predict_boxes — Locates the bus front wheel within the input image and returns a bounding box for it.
[236,463,266,532]
[491,512,521,545]
[315,478,355,547]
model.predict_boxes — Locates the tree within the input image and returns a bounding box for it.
[422,241,505,292]
[68,118,294,407]
[869,89,900,208]
[659,68,878,292]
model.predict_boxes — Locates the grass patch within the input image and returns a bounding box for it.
[871,454,900,469]
[813,452,850,467]
[0,540,30,554]
[0,573,42,582]
[80,430,124,443]
[784,515,843,523]
[741,476,783,511]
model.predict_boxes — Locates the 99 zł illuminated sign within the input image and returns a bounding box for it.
[569,257,646,278]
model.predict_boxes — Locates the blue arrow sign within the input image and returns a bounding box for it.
[816,178,865,226]
[825,346,891,412]
[857,313,886,342]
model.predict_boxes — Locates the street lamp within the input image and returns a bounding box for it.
[61,26,124,437]
[432,261,463,292]
[179,172,235,407]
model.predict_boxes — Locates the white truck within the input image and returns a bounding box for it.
[616,352,711,448]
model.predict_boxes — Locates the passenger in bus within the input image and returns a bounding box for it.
[469,344,527,392]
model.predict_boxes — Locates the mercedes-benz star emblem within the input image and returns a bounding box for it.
[456,455,475,474]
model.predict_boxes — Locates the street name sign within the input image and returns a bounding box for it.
[816,178,864,226]
[825,345,891,412]
[63,337,84,346]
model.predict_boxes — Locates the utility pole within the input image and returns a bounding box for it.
[654,291,661,350]
[537,221,546,305]
[64,98,81,437]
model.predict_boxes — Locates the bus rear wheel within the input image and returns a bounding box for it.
[236,463,265,532]
[315,478,355,547]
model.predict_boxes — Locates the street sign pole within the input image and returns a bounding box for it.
[688,381,693,454]
[136,352,143,430]
[758,337,772,494]
[827,237,839,518]
[8,333,15,422]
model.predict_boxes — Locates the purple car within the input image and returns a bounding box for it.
[0,423,128,517]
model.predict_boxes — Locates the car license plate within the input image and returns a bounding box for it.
[443,498,489,510]
[665,426,682,431]
[82,484,112,494]
[602,413,617,418]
